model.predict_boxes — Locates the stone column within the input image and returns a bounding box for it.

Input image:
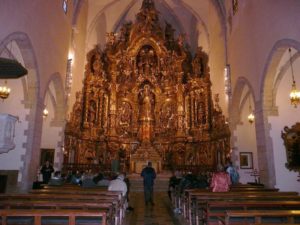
[254,100,276,188]
[20,97,44,192]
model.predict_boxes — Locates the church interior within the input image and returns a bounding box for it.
[0,0,300,224]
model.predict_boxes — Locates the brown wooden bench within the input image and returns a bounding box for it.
[198,200,300,225]
[0,193,122,225]
[184,190,299,225]
[0,208,107,225]
[0,200,114,225]
[225,209,300,225]
[184,189,299,222]
[29,189,126,222]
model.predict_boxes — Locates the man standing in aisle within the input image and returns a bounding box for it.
[141,161,156,206]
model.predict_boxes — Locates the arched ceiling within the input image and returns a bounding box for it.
[86,0,226,55]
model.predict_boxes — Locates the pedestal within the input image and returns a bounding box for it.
[130,160,161,174]
[130,142,161,173]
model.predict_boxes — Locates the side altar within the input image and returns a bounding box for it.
[64,0,230,173]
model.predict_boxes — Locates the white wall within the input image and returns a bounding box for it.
[269,54,300,192]
[0,77,29,182]
[234,93,259,184]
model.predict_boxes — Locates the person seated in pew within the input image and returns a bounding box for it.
[226,160,240,185]
[93,172,104,184]
[81,169,97,188]
[48,171,64,186]
[168,170,181,201]
[210,165,231,192]
[179,171,209,194]
[108,173,128,209]
[123,172,134,211]
[70,170,82,185]
[40,160,54,184]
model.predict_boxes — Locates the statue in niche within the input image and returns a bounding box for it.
[138,84,155,121]
[88,101,97,124]
[281,123,300,172]
[137,46,157,77]
[71,92,82,125]
[91,54,102,76]
[118,101,132,136]
[197,102,206,125]
[193,47,208,78]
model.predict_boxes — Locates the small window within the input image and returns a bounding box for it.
[62,0,68,14]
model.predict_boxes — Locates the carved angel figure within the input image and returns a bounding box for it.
[281,123,300,172]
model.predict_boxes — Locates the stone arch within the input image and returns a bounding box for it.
[43,72,67,127]
[0,32,39,106]
[0,31,40,191]
[231,76,256,130]
[261,39,300,116]
[255,39,300,188]
[41,73,66,171]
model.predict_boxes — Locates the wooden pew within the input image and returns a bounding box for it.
[0,200,114,225]
[225,209,300,225]
[0,193,122,225]
[29,189,126,222]
[0,208,107,225]
[184,190,299,225]
[200,200,300,225]
[184,189,299,222]
[171,185,280,218]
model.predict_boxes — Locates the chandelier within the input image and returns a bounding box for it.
[247,98,255,124]
[43,92,49,118]
[0,80,11,100]
[43,108,49,118]
[288,48,300,108]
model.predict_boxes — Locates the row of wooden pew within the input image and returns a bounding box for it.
[0,184,125,225]
[172,184,300,225]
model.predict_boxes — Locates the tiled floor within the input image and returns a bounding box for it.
[124,192,185,225]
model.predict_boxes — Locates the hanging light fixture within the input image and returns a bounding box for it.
[0,80,11,100]
[43,92,49,118]
[288,48,300,108]
[247,98,255,124]
[42,108,49,118]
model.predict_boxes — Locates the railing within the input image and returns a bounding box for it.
[62,163,112,174]
[63,163,216,176]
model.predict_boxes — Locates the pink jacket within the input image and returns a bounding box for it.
[210,172,231,192]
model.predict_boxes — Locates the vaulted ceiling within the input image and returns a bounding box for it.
[84,0,226,54]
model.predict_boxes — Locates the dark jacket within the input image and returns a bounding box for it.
[141,166,156,187]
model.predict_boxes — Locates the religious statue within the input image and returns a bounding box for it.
[138,84,155,121]
[88,101,96,124]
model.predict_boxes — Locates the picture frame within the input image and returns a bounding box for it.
[239,152,253,169]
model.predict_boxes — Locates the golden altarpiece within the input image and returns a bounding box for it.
[64,0,230,173]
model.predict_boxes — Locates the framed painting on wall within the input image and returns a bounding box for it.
[239,152,253,169]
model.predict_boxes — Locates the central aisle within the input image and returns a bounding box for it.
[124,192,185,225]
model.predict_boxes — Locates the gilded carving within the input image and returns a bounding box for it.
[64,0,230,171]
[281,122,300,172]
